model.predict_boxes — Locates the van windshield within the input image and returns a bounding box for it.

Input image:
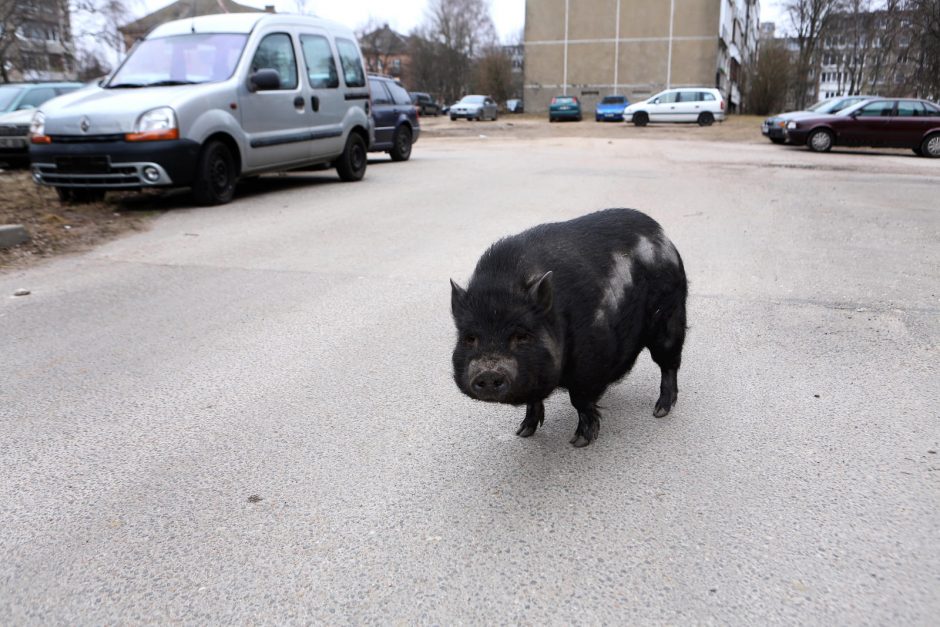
[108,33,248,88]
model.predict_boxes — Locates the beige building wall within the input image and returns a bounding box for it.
[524,0,723,113]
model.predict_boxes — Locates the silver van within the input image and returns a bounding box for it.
[29,13,373,205]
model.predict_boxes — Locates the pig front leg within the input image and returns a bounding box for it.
[515,401,545,438]
[569,399,601,448]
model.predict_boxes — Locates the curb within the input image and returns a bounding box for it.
[0,224,30,249]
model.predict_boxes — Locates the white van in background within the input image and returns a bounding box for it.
[623,88,726,127]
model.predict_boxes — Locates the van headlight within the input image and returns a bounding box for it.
[29,111,51,144]
[126,107,179,141]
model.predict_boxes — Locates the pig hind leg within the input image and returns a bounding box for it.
[516,400,545,438]
[648,300,686,418]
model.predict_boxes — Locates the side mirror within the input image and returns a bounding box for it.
[249,68,280,92]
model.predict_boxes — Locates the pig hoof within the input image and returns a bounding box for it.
[653,394,677,418]
[570,434,593,448]
[516,423,538,438]
[653,405,670,418]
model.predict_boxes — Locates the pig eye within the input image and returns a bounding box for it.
[511,332,531,344]
[462,334,478,347]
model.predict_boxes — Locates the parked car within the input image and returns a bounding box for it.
[506,98,524,113]
[450,95,498,121]
[0,83,83,167]
[623,88,725,126]
[784,98,940,157]
[410,91,440,116]
[595,95,628,122]
[0,82,83,114]
[549,95,582,122]
[369,74,419,161]
[29,13,372,205]
[762,95,873,144]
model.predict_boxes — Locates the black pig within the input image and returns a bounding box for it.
[450,208,687,447]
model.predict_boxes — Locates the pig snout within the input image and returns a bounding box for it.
[467,357,518,401]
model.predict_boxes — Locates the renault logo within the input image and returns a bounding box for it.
[80,117,90,133]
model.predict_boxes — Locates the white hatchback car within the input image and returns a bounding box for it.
[623,88,725,127]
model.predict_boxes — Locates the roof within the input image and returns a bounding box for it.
[145,12,352,38]
[359,24,408,56]
[120,0,265,39]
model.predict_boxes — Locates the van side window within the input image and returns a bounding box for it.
[335,38,365,88]
[369,78,392,105]
[678,91,699,102]
[250,33,298,90]
[300,35,339,89]
[657,92,678,104]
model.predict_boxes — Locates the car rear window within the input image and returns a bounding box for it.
[896,101,925,117]
[701,92,716,101]
[369,78,392,105]
[387,81,411,106]
[601,96,625,104]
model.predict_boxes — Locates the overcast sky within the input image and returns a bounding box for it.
[135,0,787,44]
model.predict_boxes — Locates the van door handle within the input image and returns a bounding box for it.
[311,96,319,112]
[293,96,304,110]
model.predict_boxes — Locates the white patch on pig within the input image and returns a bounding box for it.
[635,231,680,267]
[634,235,657,264]
[594,253,633,326]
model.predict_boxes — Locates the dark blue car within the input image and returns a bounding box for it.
[368,74,420,161]
[595,95,629,122]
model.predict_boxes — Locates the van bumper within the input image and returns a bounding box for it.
[29,138,201,189]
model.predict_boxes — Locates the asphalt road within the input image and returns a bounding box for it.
[2,131,939,624]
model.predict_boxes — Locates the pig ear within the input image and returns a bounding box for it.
[527,271,553,314]
[450,279,468,315]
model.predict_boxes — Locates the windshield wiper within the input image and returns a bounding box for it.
[106,83,145,89]
[143,80,201,87]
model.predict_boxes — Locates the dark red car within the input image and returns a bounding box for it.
[785,98,940,157]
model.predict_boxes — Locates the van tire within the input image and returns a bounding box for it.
[336,132,367,181]
[697,112,715,126]
[192,139,237,205]
[389,126,413,162]
[633,112,648,127]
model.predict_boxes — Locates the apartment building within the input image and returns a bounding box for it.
[1,0,74,82]
[523,0,759,112]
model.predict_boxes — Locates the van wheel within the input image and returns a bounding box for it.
[697,112,715,126]
[633,112,648,127]
[921,133,940,158]
[336,132,367,181]
[192,139,236,205]
[390,126,413,162]
[807,129,834,153]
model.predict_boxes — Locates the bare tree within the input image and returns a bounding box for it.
[909,0,940,98]
[745,39,792,114]
[471,45,512,104]
[784,0,844,108]
[413,0,497,103]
